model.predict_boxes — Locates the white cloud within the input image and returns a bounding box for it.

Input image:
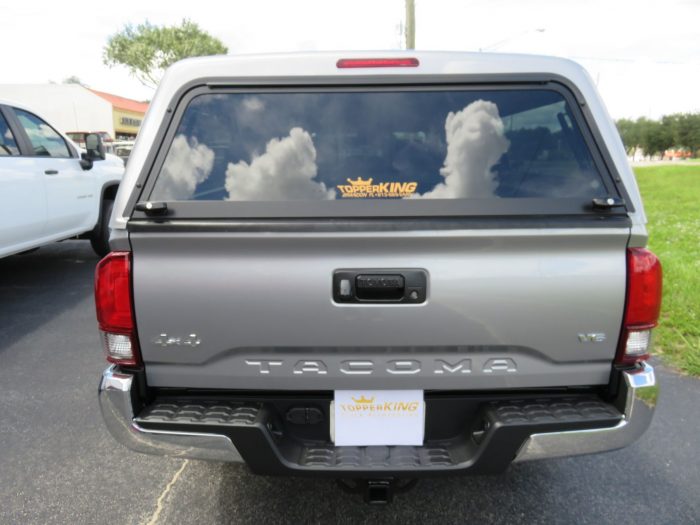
[420,100,509,199]
[225,127,335,201]
[242,96,265,112]
[153,134,214,200]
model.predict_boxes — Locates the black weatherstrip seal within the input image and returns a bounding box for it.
[127,215,632,233]
[125,72,635,220]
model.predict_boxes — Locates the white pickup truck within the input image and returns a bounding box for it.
[0,100,124,258]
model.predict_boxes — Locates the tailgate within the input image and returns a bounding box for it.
[131,225,627,390]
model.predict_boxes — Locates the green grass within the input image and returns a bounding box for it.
[634,164,700,376]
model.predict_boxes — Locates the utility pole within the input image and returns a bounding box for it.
[405,0,415,49]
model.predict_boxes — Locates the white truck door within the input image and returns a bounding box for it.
[0,108,47,258]
[13,108,94,237]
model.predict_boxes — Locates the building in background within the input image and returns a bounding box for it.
[0,84,148,142]
[89,89,149,140]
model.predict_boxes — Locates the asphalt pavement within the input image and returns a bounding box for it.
[1,241,698,525]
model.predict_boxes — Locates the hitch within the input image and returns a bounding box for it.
[336,478,418,504]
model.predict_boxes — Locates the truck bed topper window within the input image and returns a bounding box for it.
[142,86,621,218]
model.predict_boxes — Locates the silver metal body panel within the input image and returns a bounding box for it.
[131,227,629,390]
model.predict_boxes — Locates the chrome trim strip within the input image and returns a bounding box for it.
[98,365,244,462]
[514,362,657,462]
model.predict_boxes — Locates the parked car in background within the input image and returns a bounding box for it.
[0,100,124,257]
[112,140,135,166]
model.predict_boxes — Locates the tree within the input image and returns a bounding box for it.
[63,75,86,86]
[638,118,673,158]
[103,19,228,88]
[616,113,700,158]
[615,118,640,155]
[667,113,700,156]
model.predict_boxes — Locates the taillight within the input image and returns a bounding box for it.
[336,57,420,68]
[616,247,662,365]
[95,252,141,366]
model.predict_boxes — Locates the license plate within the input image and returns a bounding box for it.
[332,390,425,446]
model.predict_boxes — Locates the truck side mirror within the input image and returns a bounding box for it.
[80,133,106,170]
[86,133,106,160]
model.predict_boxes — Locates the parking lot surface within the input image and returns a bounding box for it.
[1,241,699,524]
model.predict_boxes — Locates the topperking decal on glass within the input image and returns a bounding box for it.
[336,177,418,198]
[332,390,425,446]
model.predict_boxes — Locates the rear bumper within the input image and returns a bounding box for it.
[98,367,244,462]
[98,363,656,475]
[514,362,656,462]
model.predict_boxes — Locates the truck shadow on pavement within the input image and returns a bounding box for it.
[0,241,98,352]
[153,418,693,525]
[201,454,641,524]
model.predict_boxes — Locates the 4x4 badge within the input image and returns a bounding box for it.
[152,333,201,348]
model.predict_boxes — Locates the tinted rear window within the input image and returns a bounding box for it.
[150,89,608,204]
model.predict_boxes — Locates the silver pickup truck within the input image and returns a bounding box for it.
[96,52,661,503]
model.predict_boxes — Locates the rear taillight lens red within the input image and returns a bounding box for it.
[625,248,663,326]
[616,248,662,365]
[95,252,141,366]
[336,57,420,68]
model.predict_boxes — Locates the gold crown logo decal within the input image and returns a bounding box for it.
[351,395,375,404]
[346,177,373,187]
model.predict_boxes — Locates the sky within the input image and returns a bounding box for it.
[0,0,698,120]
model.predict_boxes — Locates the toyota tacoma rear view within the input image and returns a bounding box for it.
[96,51,661,503]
